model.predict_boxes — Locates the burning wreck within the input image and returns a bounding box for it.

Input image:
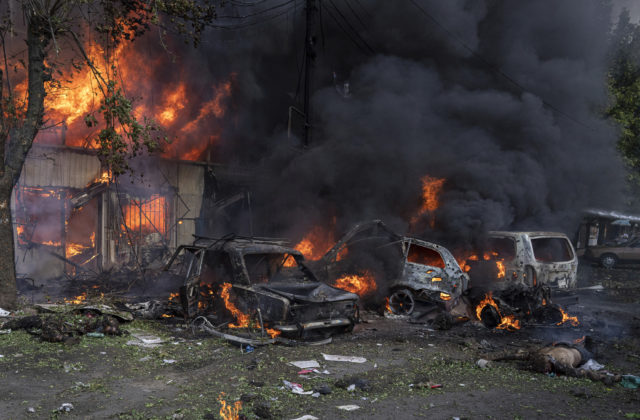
[164,236,359,339]
[310,220,469,317]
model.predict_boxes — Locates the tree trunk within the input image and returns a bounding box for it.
[0,20,49,309]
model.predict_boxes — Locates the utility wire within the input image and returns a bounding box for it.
[408,0,594,131]
[344,0,368,31]
[216,0,297,19]
[327,0,375,54]
[324,1,375,55]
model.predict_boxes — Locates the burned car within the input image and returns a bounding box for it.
[164,237,359,338]
[481,231,578,289]
[311,220,469,316]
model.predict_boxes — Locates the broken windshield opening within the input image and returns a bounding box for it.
[244,253,306,284]
[531,237,574,262]
[487,237,516,261]
[406,244,445,268]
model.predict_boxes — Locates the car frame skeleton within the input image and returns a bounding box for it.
[164,236,359,338]
[484,231,578,290]
[312,220,469,316]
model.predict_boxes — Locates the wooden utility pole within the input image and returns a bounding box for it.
[303,0,318,146]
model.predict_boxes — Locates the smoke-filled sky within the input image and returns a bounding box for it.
[190,0,625,247]
[7,0,624,249]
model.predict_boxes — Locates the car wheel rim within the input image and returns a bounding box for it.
[389,289,415,315]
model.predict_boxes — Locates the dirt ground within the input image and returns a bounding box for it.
[1,265,640,420]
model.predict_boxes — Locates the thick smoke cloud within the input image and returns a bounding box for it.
[198,0,624,247]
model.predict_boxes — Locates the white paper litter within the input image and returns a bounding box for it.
[290,360,320,369]
[337,404,360,411]
[57,403,74,412]
[162,359,177,364]
[126,332,166,348]
[0,308,10,316]
[581,359,604,371]
[347,384,356,392]
[283,380,314,395]
[290,416,319,420]
[322,354,367,363]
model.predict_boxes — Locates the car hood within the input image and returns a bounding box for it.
[256,281,359,303]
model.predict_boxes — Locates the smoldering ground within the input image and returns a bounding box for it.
[194,0,626,248]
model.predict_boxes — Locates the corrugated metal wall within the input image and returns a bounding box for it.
[20,146,102,188]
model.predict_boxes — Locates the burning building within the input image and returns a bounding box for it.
[12,144,249,282]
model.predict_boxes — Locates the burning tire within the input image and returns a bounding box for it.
[478,303,501,329]
[388,289,415,315]
[599,253,617,269]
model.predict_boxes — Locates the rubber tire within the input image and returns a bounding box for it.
[389,289,415,316]
[599,253,618,269]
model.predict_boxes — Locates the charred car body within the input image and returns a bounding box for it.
[478,231,578,290]
[164,237,359,338]
[311,220,469,316]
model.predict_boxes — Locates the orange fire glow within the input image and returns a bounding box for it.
[22,34,235,160]
[121,194,166,235]
[457,251,505,278]
[411,175,445,227]
[291,225,338,261]
[64,292,87,305]
[475,292,521,331]
[220,282,250,329]
[218,393,242,420]
[384,297,391,313]
[557,307,579,327]
[333,271,377,297]
[219,282,280,338]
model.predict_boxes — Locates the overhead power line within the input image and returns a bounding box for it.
[408,0,594,131]
[216,0,297,19]
[324,0,375,56]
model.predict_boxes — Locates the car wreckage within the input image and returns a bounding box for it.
[310,220,470,316]
[484,231,578,290]
[164,236,359,338]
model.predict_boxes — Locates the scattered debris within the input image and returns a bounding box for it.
[290,416,318,420]
[283,380,314,395]
[581,359,604,371]
[476,359,491,369]
[322,354,367,363]
[0,307,10,316]
[336,405,360,411]
[126,331,166,348]
[621,375,640,389]
[290,360,320,369]
[57,403,74,413]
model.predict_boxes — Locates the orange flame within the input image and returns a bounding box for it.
[66,242,91,258]
[384,297,391,313]
[25,34,235,160]
[64,292,87,305]
[218,393,242,420]
[411,176,445,226]
[557,307,579,326]
[220,282,250,328]
[457,251,505,278]
[475,292,521,331]
[333,271,376,297]
[219,283,280,338]
[121,194,167,235]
